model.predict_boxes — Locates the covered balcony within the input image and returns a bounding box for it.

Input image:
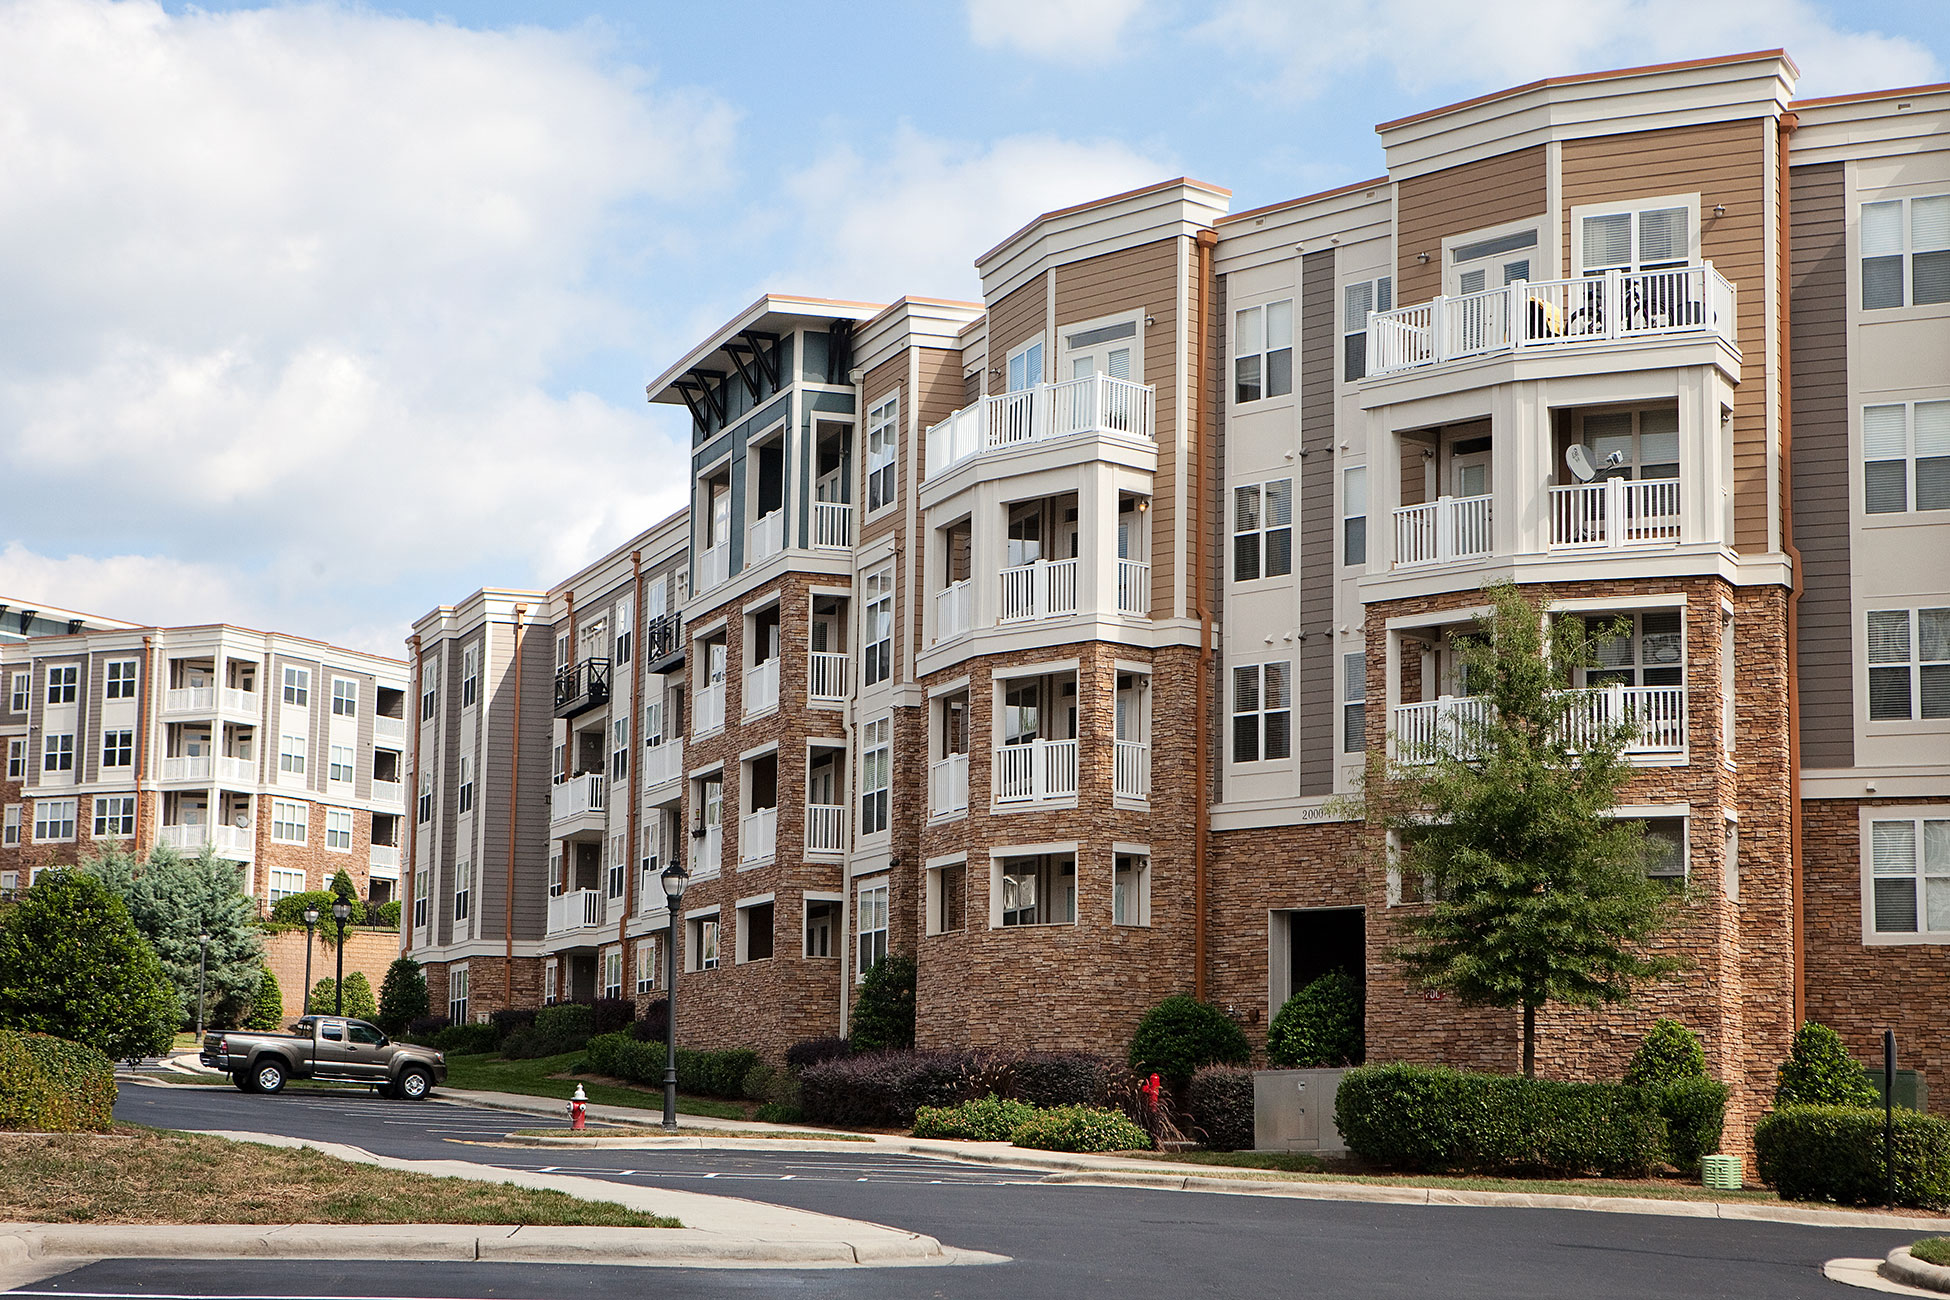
[1391,686,1687,762]
[552,657,610,719]
[642,736,684,791]
[925,373,1154,480]
[546,887,604,936]
[550,771,606,826]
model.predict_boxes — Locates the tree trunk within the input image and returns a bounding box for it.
[1522,1001,1537,1077]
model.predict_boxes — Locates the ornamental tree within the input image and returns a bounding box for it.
[378,957,430,1033]
[0,869,179,1060]
[88,844,264,1029]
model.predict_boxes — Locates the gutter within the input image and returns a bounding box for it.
[506,604,526,1005]
[404,633,422,958]
[1777,111,1806,1023]
[1193,228,1218,1000]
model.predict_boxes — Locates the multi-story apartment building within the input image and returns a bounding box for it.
[403,51,1948,1140]
[0,600,135,645]
[0,624,410,905]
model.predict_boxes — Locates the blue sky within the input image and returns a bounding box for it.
[2,0,1945,655]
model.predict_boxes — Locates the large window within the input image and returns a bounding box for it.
[608,832,626,900]
[92,795,135,839]
[283,666,310,706]
[1231,662,1292,763]
[9,672,28,712]
[1579,204,1690,274]
[33,799,76,842]
[46,665,77,705]
[101,729,133,769]
[1576,408,1681,481]
[461,645,479,708]
[1585,611,1684,687]
[420,661,437,721]
[332,677,358,717]
[611,719,630,782]
[1868,608,1950,721]
[614,600,633,667]
[1343,277,1392,382]
[42,733,74,774]
[1343,467,1367,566]
[997,853,1076,927]
[1232,479,1293,581]
[602,949,623,999]
[105,660,138,700]
[1861,195,1950,310]
[860,716,890,835]
[1114,853,1151,926]
[269,868,305,903]
[867,394,898,513]
[454,859,471,924]
[863,565,893,686]
[635,937,659,993]
[448,965,469,1025]
[326,808,353,851]
[271,800,308,845]
[2,806,18,847]
[1234,299,1293,403]
[856,879,888,980]
[413,868,430,929]
[1868,816,1949,937]
[417,771,433,823]
[279,732,307,776]
[687,916,720,972]
[1863,401,1949,515]
[456,754,473,814]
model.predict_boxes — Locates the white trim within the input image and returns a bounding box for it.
[1111,840,1151,857]
[989,657,1081,683]
[685,904,721,920]
[1858,804,1950,946]
[735,891,776,909]
[1568,192,1702,275]
[927,674,972,700]
[986,840,1079,859]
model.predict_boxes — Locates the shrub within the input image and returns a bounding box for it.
[1010,1053,1117,1108]
[503,1002,597,1058]
[755,1102,805,1125]
[786,1036,851,1072]
[1334,1063,1666,1177]
[377,959,428,1034]
[340,972,379,1022]
[677,1048,759,1099]
[305,977,337,1016]
[630,1000,670,1044]
[1626,1019,1708,1087]
[913,1094,1040,1141]
[490,1007,538,1040]
[800,1051,975,1128]
[590,997,637,1037]
[1266,971,1364,1068]
[1755,1105,1950,1209]
[0,1031,117,1132]
[1776,1023,1880,1108]
[1010,1105,1151,1153]
[848,955,915,1053]
[369,900,402,930]
[585,1029,654,1080]
[0,869,179,1062]
[245,967,284,1032]
[405,1014,451,1040]
[432,1022,499,1055]
[1188,1066,1256,1152]
[1655,1077,1729,1175]
[270,891,364,927]
[1128,995,1250,1085]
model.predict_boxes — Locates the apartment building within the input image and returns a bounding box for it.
[0,624,410,906]
[401,51,1947,1139]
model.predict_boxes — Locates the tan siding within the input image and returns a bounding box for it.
[1395,146,1547,305]
[1560,118,1773,552]
[1298,249,1337,795]
[82,652,105,785]
[904,347,965,687]
[858,352,908,547]
[985,274,1047,395]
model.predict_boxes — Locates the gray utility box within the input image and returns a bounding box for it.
[1254,1068,1348,1154]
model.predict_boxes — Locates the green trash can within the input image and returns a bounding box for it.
[1701,1154,1742,1191]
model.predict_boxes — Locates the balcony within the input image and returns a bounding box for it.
[369,844,400,873]
[691,823,722,877]
[813,501,853,550]
[645,610,684,668]
[550,772,606,824]
[1548,478,1682,551]
[693,681,725,737]
[697,542,729,594]
[926,374,1155,480]
[743,658,780,718]
[159,755,256,786]
[546,887,603,937]
[999,558,1078,624]
[642,738,683,790]
[739,808,776,864]
[553,657,610,720]
[1114,740,1150,801]
[993,738,1079,804]
[930,753,969,817]
[1116,559,1150,617]
[373,715,406,745]
[748,510,785,564]
[1366,265,1736,379]
[157,823,253,860]
[372,777,404,807]
[808,651,848,703]
[1391,685,1687,763]
[935,580,972,644]
[806,803,845,855]
[164,687,257,718]
[1393,495,1494,569]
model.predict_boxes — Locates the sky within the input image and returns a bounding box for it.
[1,0,1945,658]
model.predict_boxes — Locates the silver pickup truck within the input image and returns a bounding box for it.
[201,1016,447,1099]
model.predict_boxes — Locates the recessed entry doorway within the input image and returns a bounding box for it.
[1270,906,1365,1048]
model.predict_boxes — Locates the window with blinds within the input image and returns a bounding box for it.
[1867,607,1950,721]
[1580,205,1690,274]
[1232,479,1293,581]
[1863,400,1950,514]
[1231,661,1292,763]
[1343,651,1366,754]
[1862,195,1950,311]
[1869,817,1950,935]
[1343,277,1392,382]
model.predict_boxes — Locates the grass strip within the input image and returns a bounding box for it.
[442,1052,749,1120]
[0,1128,677,1227]
[1913,1237,1950,1266]
[512,1126,870,1142]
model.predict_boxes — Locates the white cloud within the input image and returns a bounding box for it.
[0,544,254,635]
[1202,0,1940,102]
[966,0,1150,59]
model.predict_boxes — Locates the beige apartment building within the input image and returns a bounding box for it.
[402,51,1948,1144]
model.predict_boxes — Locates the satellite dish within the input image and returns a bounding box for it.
[1565,444,1596,482]
[234,813,251,830]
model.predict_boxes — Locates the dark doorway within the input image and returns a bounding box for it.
[1288,906,1365,992]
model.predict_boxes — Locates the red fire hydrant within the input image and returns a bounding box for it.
[568,1083,588,1131]
[1140,1072,1162,1115]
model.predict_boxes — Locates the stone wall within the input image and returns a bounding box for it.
[261,926,400,1019]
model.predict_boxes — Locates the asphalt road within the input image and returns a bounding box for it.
[11,1080,1930,1300]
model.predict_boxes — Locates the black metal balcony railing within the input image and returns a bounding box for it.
[553,657,611,719]
[644,611,683,666]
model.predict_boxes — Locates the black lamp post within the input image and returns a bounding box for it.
[302,905,320,1015]
[331,899,351,1016]
[658,861,688,1131]
[194,933,211,1040]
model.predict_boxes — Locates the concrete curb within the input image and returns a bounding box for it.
[1885,1247,1950,1293]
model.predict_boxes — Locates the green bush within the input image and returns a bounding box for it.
[1266,971,1364,1068]
[432,1022,499,1054]
[245,967,284,1032]
[1188,1066,1256,1151]
[1625,1019,1708,1087]
[341,972,378,1022]
[0,1030,116,1132]
[913,1094,1040,1141]
[1754,1105,1950,1209]
[581,1030,757,1099]
[1128,995,1251,1085]
[305,977,337,1016]
[270,891,365,927]
[1653,1078,1728,1175]
[1010,1104,1151,1153]
[849,955,915,1053]
[1333,1063,1667,1177]
[0,869,179,1061]
[755,1102,805,1125]
[377,958,429,1034]
[1776,1023,1880,1108]
[369,900,402,930]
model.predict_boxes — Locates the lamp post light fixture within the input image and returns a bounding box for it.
[194,933,212,1041]
[331,899,352,1016]
[302,906,320,1014]
[658,861,689,1131]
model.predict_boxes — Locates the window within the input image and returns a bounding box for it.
[856,879,888,980]
[1450,226,1539,293]
[611,719,629,782]
[739,900,775,963]
[269,868,305,902]
[643,698,664,748]
[1864,401,1950,514]
[1006,337,1043,392]
[279,732,307,776]
[1343,276,1392,382]
[1231,662,1292,763]
[326,808,353,851]
[1634,817,1687,879]
[1234,299,1293,403]
[417,770,433,823]
[635,937,659,993]
[860,716,890,835]
[543,960,559,1005]
[413,868,430,929]
[42,733,74,773]
[1,806,17,848]
[602,949,623,999]
[454,859,472,923]
[105,660,138,700]
[8,673,26,713]
[867,393,898,513]
[283,666,310,706]
[1868,608,1950,720]
[1114,853,1151,926]
[1869,816,1950,937]
[614,602,633,667]
[448,965,469,1024]
[1579,204,1690,274]
[329,744,354,784]
[92,795,135,838]
[455,645,478,710]
[998,854,1076,927]
[1575,408,1681,482]
[608,832,625,900]
[101,729,133,769]
[457,755,474,814]
[1343,467,1367,566]
[332,677,357,717]
[4,739,20,780]
[1344,652,1366,754]
[805,899,837,957]
[271,800,308,844]
[1586,611,1684,687]
[420,662,437,721]
[1861,195,1950,310]
[1232,479,1293,581]
[927,862,966,935]
[33,799,76,842]
[863,565,893,686]
[46,665,77,705]
[688,916,720,972]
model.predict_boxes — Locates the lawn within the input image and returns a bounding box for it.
[0,1128,677,1227]
[512,1126,870,1142]
[440,1052,750,1120]
[1913,1237,1950,1266]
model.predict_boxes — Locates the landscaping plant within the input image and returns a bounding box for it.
[245,966,284,1032]
[1127,994,1250,1085]
[1623,1019,1725,1174]
[0,869,178,1061]
[1266,970,1364,1068]
[377,957,429,1034]
[0,1030,117,1132]
[1774,1022,1880,1108]
[912,1094,1039,1142]
[848,954,916,1053]
[88,843,265,1028]
[1187,1066,1256,1152]
[1754,1105,1950,1209]
[1010,1104,1151,1153]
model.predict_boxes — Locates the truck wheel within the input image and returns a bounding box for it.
[397,1068,433,1101]
[232,1072,256,1092]
[252,1059,288,1095]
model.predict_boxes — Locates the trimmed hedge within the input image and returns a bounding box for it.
[1011,1105,1151,1153]
[785,1036,851,1071]
[431,1022,499,1055]
[504,1003,594,1058]
[1652,1078,1728,1175]
[1266,971,1364,1068]
[582,1030,759,1100]
[0,1030,116,1133]
[1128,995,1250,1085]
[1755,1105,1950,1209]
[799,1051,973,1129]
[1010,1053,1117,1108]
[912,1094,1039,1141]
[1188,1066,1256,1152]
[1334,1064,1666,1177]
[1625,1019,1707,1087]
[369,900,402,930]
[1775,1023,1880,1108]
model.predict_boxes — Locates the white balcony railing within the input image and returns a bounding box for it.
[1114,740,1150,801]
[642,738,683,789]
[372,777,404,806]
[993,738,1079,804]
[806,803,846,854]
[374,715,406,744]
[930,753,969,817]
[157,823,254,860]
[740,807,776,864]
[1392,696,1497,764]
[161,755,208,782]
[744,658,780,717]
[1393,494,1493,568]
[935,579,972,643]
[1548,478,1683,550]
[925,374,1155,478]
[164,687,214,714]
[369,844,400,872]
[808,651,848,702]
[223,687,256,716]
[691,823,722,877]
[550,772,606,823]
[1116,559,1150,616]
[813,501,853,550]
[1367,264,1736,378]
[693,681,725,737]
[546,887,603,936]
[697,542,729,593]
[1391,686,1686,763]
[748,510,785,564]
[999,558,1079,623]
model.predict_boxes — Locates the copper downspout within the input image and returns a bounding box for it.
[560,592,575,895]
[506,605,526,1008]
[622,553,644,987]
[1777,112,1806,1024]
[404,633,422,957]
[1193,228,1218,1001]
[133,635,153,852]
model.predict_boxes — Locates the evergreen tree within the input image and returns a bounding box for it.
[340,971,379,1022]
[246,966,285,1031]
[0,869,179,1060]
[378,957,429,1033]
[88,844,264,1028]
[847,954,916,1053]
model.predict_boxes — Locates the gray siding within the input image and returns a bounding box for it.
[1298,249,1337,795]
[1789,162,1853,769]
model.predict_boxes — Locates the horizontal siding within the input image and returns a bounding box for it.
[906,347,965,684]
[1298,249,1336,795]
[858,352,907,547]
[985,274,1046,396]
[1395,146,1547,305]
